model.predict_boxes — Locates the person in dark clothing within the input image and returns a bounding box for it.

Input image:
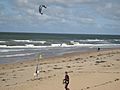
[97,47,100,52]
[63,72,69,90]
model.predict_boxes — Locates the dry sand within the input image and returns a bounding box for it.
[0,48,120,90]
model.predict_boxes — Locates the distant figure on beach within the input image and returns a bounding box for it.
[63,72,70,90]
[97,47,100,52]
[34,64,39,79]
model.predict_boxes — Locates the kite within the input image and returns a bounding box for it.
[39,5,47,15]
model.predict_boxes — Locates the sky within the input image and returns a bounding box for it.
[0,0,120,35]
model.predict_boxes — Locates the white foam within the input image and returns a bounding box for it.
[13,40,30,42]
[51,44,61,47]
[0,49,25,52]
[114,39,120,41]
[13,40,46,44]
[0,53,34,58]
[0,44,120,48]
[79,39,104,42]
[0,45,7,47]
[89,44,120,48]
[87,39,104,42]
[61,43,69,47]
[74,44,93,47]
[38,41,46,44]
[0,41,6,43]
[0,45,48,48]
[70,41,80,45]
[25,44,34,47]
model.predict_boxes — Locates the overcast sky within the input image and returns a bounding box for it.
[0,0,120,35]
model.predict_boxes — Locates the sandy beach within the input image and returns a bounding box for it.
[0,48,120,90]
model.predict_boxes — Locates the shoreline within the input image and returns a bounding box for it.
[0,48,120,90]
[0,47,119,65]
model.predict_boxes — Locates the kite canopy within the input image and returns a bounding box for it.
[39,5,47,15]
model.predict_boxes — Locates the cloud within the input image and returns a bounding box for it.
[0,0,120,34]
[95,1,120,20]
[0,0,98,25]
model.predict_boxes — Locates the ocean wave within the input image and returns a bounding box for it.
[79,39,104,42]
[0,49,25,52]
[0,44,120,48]
[70,41,80,45]
[114,39,120,42]
[51,44,61,47]
[0,41,6,43]
[0,45,48,48]
[13,40,46,44]
[0,45,7,47]
[25,44,34,47]
[0,53,35,58]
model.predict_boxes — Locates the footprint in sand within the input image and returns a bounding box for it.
[2,78,6,82]
[68,71,73,73]
[115,78,119,81]
[13,76,17,78]
[18,69,24,71]
[75,58,82,61]
[81,86,90,90]
[5,84,10,86]
[48,76,52,78]
[17,66,20,68]
[31,64,34,66]
[2,67,5,69]
[53,67,63,69]
[12,70,16,73]
[48,70,52,72]
[116,59,120,61]
[66,66,71,68]
[40,70,46,73]
[62,60,65,62]
[24,65,28,67]
[86,87,90,89]
[89,56,95,58]
[0,72,6,75]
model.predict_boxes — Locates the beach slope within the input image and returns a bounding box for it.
[0,49,120,90]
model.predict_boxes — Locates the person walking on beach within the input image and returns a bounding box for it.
[97,47,100,52]
[34,54,42,79]
[34,64,39,79]
[63,72,70,90]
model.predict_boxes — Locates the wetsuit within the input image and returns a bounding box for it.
[64,74,69,90]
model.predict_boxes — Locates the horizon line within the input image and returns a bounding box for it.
[0,31,120,36]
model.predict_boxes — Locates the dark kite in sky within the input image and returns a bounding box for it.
[39,5,47,15]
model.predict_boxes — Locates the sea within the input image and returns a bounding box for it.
[0,32,120,64]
